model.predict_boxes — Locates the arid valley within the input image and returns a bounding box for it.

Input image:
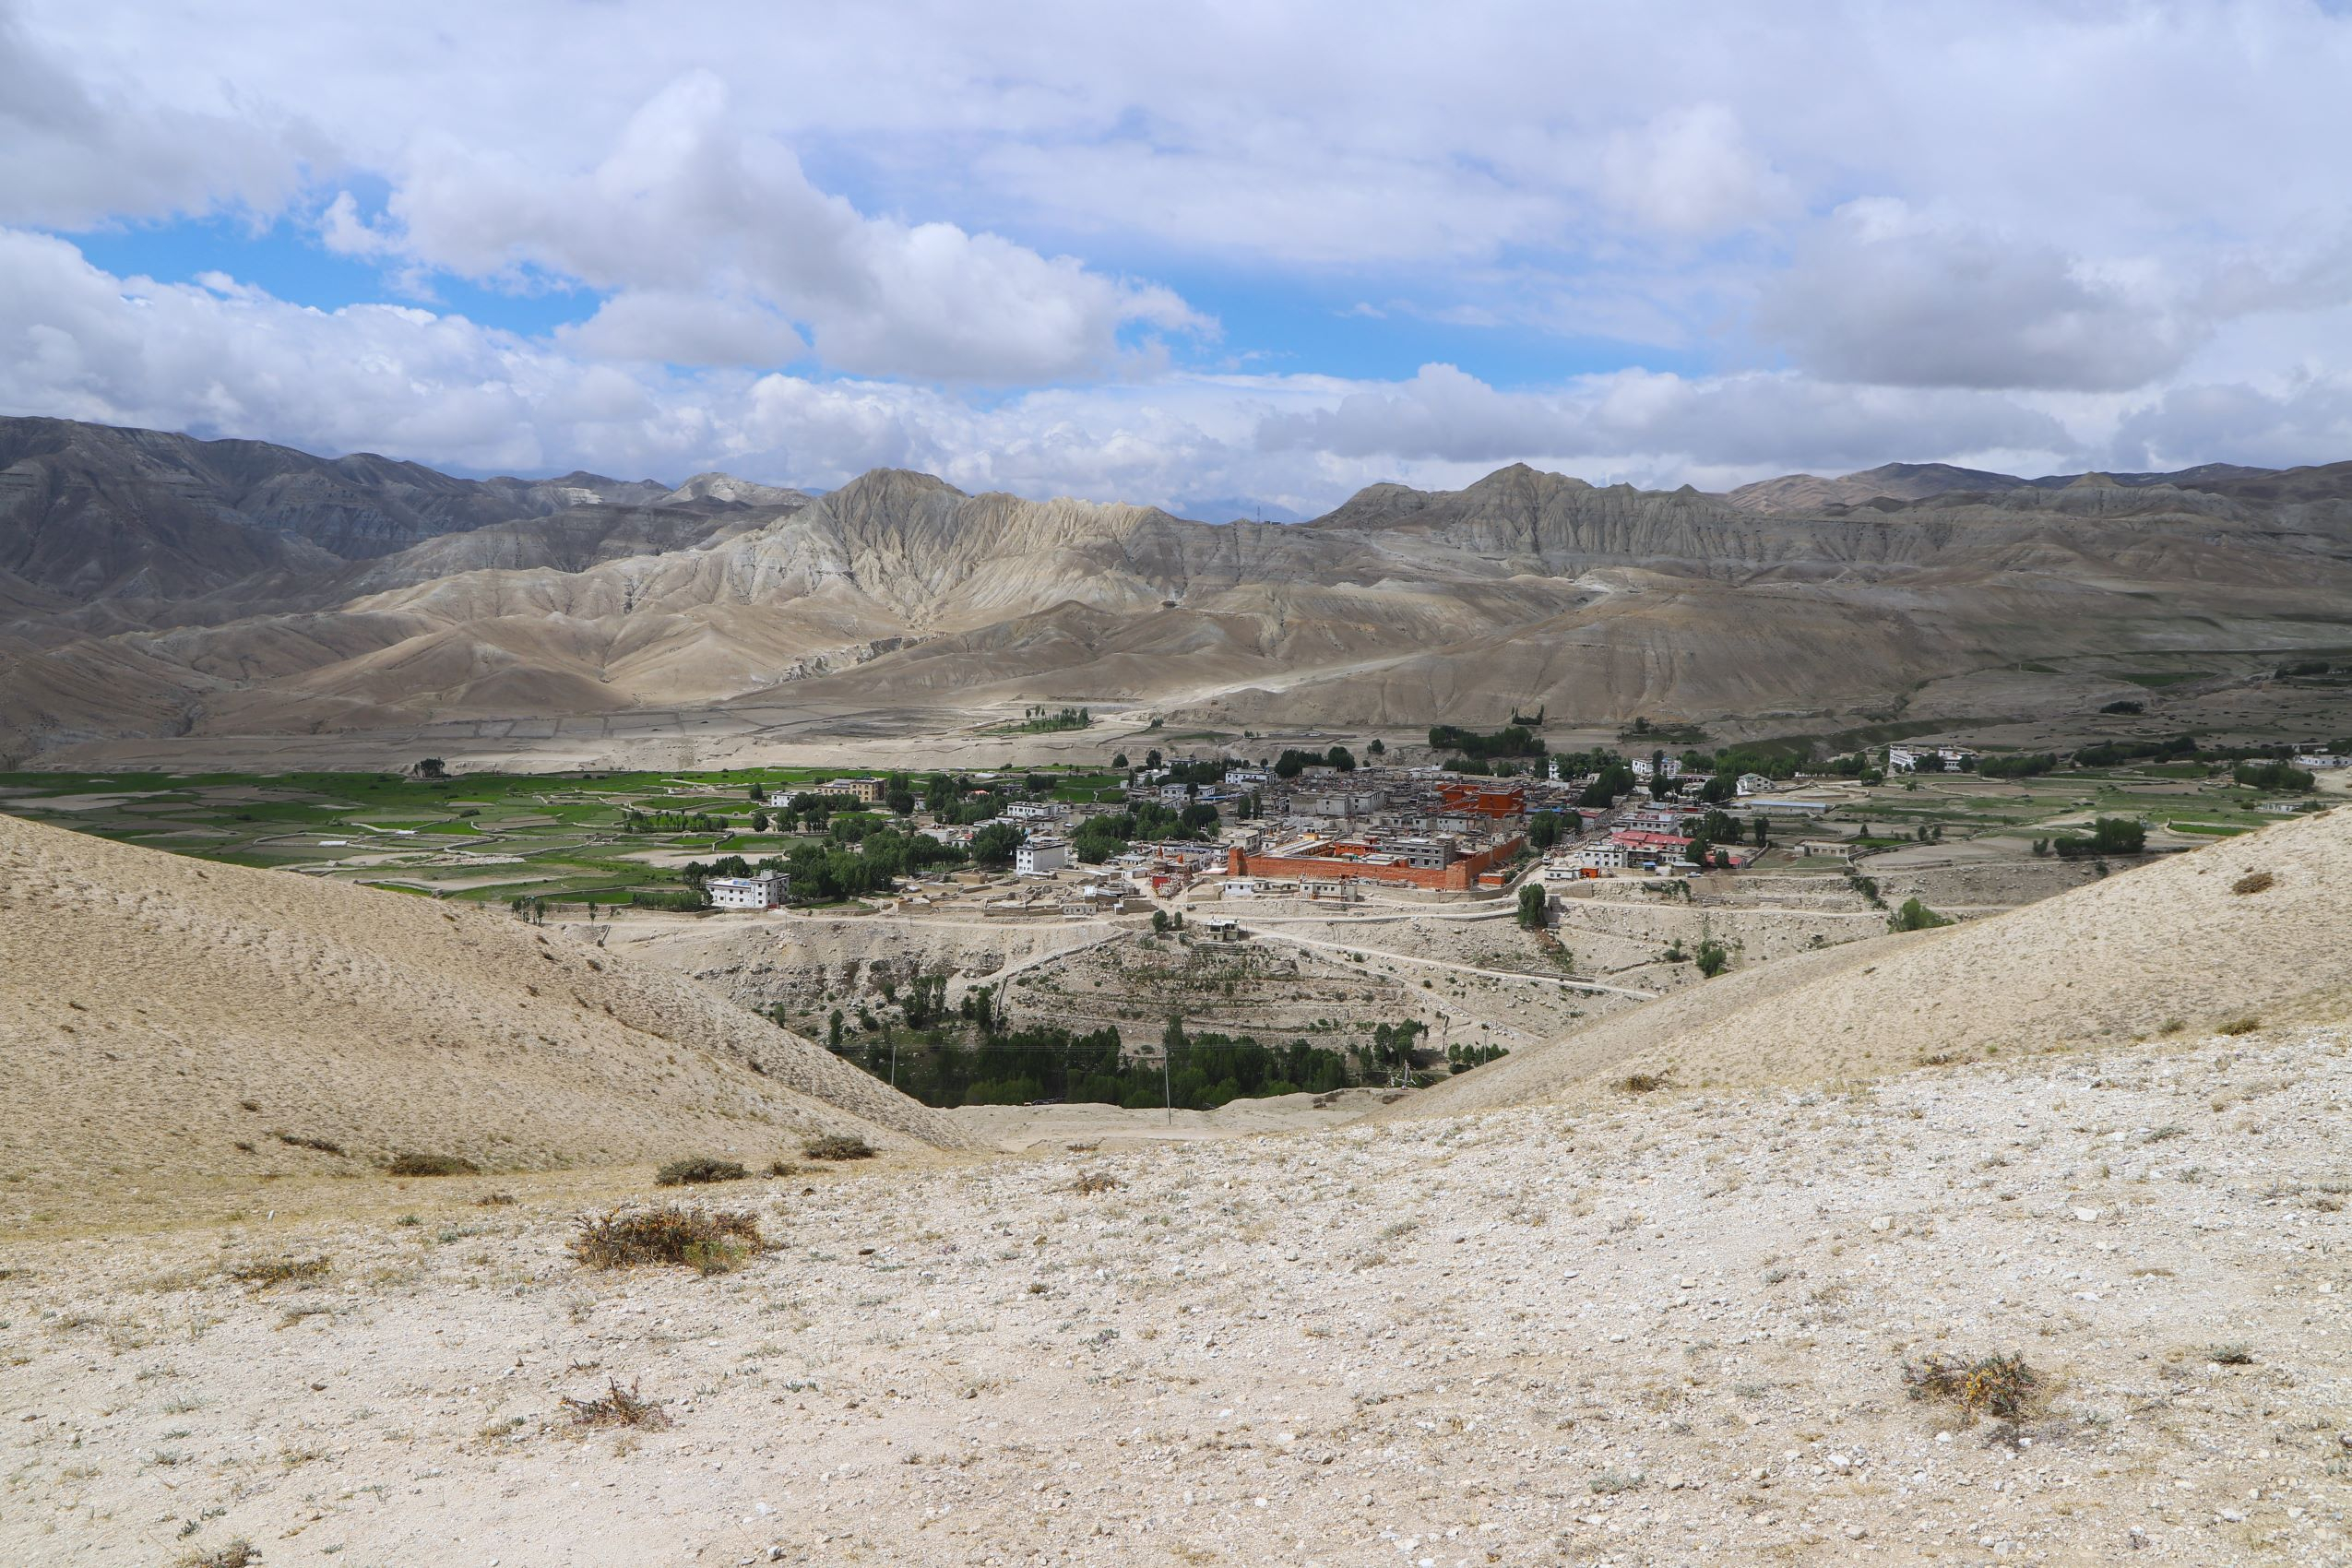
[10,6,2352,1564]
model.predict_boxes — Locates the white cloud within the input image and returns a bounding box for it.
[1756,200,2196,392]
[318,71,1207,382]
[1598,105,1791,237]
[11,2,2352,487]
[0,3,315,227]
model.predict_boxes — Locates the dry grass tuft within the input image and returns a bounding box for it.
[1069,1171,1121,1195]
[1618,1072,1669,1094]
[2230,870,2275,896]
[2218,1016,2263,1037]
[476,1191,517,1207]
[802,1134,874,1162]
[561,1377,670,1430]
[571,1205,763,1275]
[1903,1349,2042,1420]
[653,1156,749,1187]
[2204,1341,2255,1366]
[386,1151,480,1177]
[226,1256,331,1289]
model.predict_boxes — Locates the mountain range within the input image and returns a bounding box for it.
[6,415,2352,765]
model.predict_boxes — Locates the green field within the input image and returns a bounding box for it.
[0,763,1092,906]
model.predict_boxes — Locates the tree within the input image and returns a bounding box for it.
[1750,816,1769,848]
[1516,884,1548,929]
[827,1009,844,1050]
[1151,909,1170,933]
[746,781,763,801]
[1326,744,1356,772]
[413,757,447,779]
[1891,897,1953,932]
[972,823,1022,868]
[1111,752,1128,769]
[751,810,769,832]
[1274,750,1307,779]
[1527,811,1562,850]
[1694,937,1729,977]
[1367,737,1385,756]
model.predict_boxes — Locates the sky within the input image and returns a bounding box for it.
[6,1,2352,517]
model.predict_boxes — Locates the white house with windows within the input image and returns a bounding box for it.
[1735,772,1772,796]
[1887,743,1976,774]
[1015,835,1071,876]
[707,869,789,909]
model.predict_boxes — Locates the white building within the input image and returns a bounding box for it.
[1887,744,1975,774]
[706,869,789,909]
[1015,836,1071,876]
[1735,772,1772,796]
[1629,755,1684,781]
[1574,840,1632,871]
[1004,800,1067,820]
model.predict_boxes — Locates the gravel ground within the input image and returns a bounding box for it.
[6,1029,2347,1566]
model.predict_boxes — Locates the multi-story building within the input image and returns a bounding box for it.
[1015,836,1071,876]
[707,869,790,909]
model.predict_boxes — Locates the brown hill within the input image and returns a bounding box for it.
[7,418,2352,761]
[1392,807,2351,1118]
[0,812,971,1209]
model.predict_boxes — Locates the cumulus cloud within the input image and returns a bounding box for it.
[321,72,1206,382]
[0,4,315,228]
[1598,105,1790,236]
[2112,377,2352,472]
[1756,200,2196,392]
[1255,361,2072,475]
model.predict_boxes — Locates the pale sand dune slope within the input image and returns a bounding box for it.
[1396,805,2351,1116]
[0,813,971,1204]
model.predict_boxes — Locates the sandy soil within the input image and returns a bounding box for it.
[6,1027,2346,1565]
[0,812,972,1233]
[945,1088,1400,1151]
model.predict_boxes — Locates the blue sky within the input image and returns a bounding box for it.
[6,2,2352,513]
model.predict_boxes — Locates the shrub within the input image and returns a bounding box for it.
[2204,1342,2254,1366]
[226,1256,331,1288]
[1903,1350,2041,1420]
[1619,1072,1669,1094]
[1890,896,1954,932]
[561,1376,671,1429]
[178,1542,258,1568]
[571,1205,763,1274]
[654,1157,749,1187]
[272,1131,345,1155]
[765,1159,802,1178]
[2230,870,2275,896]
[2218,1016,2262,1037]
[1589,1469,1645,1494]
[1069,1171,1121,1194]
[802,1134,875,1162]
[386,1152,480,1177]
[1693,938,1729,977]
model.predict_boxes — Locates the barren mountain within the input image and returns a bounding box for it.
[1727,460,2035,512]
[0,810,970,1218]
[0,415,667,598]
[6,418,2352,764]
